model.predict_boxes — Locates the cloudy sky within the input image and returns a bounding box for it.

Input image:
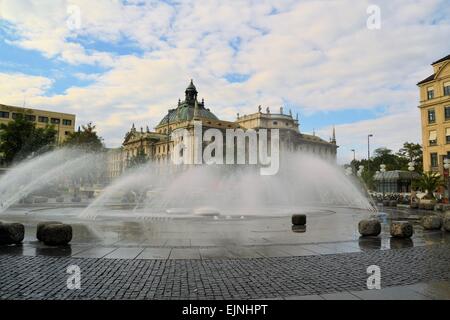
[0,0,449,163]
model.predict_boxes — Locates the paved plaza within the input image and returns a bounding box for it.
[1,245,449,300]
[0,205,449,300]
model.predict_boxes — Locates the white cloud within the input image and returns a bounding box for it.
[0,72,53,105]
[0,0,449,162]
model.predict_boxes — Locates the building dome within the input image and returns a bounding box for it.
[157,80,218,126]
[185,79,197,93]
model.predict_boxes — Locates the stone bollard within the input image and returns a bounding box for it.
[443,213,450,232]
[292,214,306,226]
[390,221,414,238]
[40,224,72,246]
[291,225,306,233]
[421,215,443,230]
[0,222,25,244]
[358,219,381,236]
[36,221,62,241]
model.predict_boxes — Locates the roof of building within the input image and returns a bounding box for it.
[300,133,333,145]
[373,170,420,181]
[157,103,218,126]
[123,129,167,144]
[417,73,435,85]
[0,103,76,117]
[432,54,450,65]
[157,80,219,126]
[417,54,450,85]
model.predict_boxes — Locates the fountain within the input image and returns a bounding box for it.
[0,147,375,249]
[77,150,373,219]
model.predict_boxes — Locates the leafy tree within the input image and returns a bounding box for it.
[397,142,423,171]
[417,171,443,199]
[63,123,104,152]
[348,142,424,191]
[0,114,57,165]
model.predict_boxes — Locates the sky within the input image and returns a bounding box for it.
[0,0,449,164]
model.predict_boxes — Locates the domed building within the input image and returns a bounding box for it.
[107,80,337,180]
[120,80,238,168]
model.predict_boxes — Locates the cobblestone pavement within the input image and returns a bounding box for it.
[1,244,449,300]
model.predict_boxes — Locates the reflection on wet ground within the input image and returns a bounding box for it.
[0,205,449,259]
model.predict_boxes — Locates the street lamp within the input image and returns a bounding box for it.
[444,158,450,202]
[367,134,373,172]
[380,164,386,198]
[350,149,356,174]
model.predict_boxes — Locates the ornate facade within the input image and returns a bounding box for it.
[108,80,337,179]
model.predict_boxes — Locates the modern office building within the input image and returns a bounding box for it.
[0,104,76,143]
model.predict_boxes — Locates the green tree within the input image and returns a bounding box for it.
[397,142,423,171]
[348,142,424,191]
[417,171,443,199]
[63,123,104,152]
[0,114,57,165]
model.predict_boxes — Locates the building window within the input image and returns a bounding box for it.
[446,128,450,144]
[51,118,60,124]
[428,109,436,123]
[445,106,450,120]
[62,119,72,126]
[427,87,434,100]
[38,116,49,123]
[429,130,437,145]
[12,113,22,119]
[0,111,9,118]
[25,114,36,122]
[430,153,438,167]
[444,82,450,96]
[273,121,278,125]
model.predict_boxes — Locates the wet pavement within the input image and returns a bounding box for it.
[1,205,449,260]
[0,205,449,299]
[0,245,449,299]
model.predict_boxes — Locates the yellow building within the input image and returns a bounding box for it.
[0,104,76,143]
[417,54,450,172]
